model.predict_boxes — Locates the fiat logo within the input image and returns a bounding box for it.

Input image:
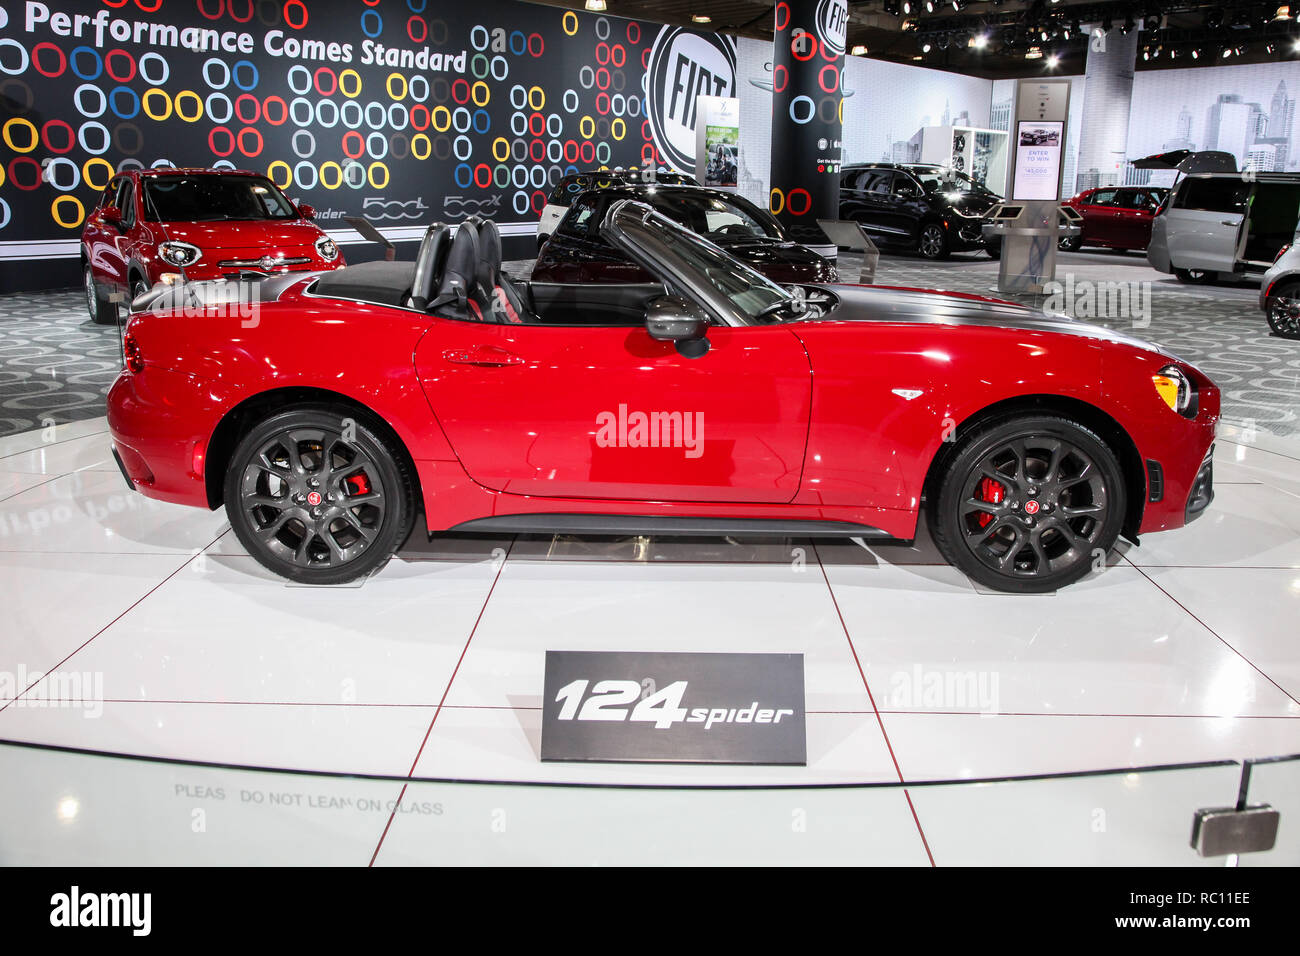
[307,491,322,506]
[1024,500,1040,515]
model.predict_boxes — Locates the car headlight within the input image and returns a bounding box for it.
[315,237,339,261]
[1152,365,1196,417]
[157,241,201,268]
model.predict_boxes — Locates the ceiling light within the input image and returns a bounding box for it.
[1046,53,1060,67]
[925,0,935,11]
[903,0,912,12]
[1191,47,1200,58]
[952,0,961,10]
[972,33,989,49]
[690,14,710,22]
[922,42,932,52]
[584,0,606,10]
[851,44,868,55]
[1274,5,1292,20]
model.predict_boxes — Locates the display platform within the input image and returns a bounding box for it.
[0,418,1297,863]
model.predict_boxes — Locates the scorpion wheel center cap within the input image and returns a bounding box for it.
[307,491,322,507]
[1024,499,1040,515]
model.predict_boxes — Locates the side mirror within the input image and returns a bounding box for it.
[297,202,316,220]
[102,206,123,225]
[645,295,710,356]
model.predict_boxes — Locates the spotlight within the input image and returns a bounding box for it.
[850,43,868,55]
[925,0,935,11]
[1191,47,1200,58]
[1046,53,1060,67]
[1024,45,1043,59]
[903,1,912,13]
[1221,46,1232,58]
[691,14,711,23]
[952,0,961,10]
[922,41,932,52]
[1169,47,1178,59]
[972,32,989,49]
[584,0,606,10]
[1142,47,1150,60]
[1274,6,1293,21]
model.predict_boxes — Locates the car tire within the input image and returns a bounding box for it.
[1265,280,1300,339]
[129,275,150,305]
[928,415,1127,593]
[918,223,949,260]
[84,263,118,325]
[224,406,417,585]
[1173,267,1212,284]
[1058,235,1082,252]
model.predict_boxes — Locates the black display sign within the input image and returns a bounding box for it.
[768,0,845,248]
[541,650,806,765]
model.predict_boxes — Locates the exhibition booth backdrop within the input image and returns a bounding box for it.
[0,0,736,288]
[0,0,1295,292]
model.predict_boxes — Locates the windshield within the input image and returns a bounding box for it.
[639,210,791,319]
[142,175,298,222]
[642,191,782,241]
[910,167,988,195]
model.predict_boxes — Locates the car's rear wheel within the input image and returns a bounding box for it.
[918,223,949,260]
[224,407,416,584]
[929,416,1126,593]
[1174,267,1211,284]
[84,263,118,325]
[1264,280,1300,339]
[1058,234,1082,252]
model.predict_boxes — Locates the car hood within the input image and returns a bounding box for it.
[940,192,1000,216]
[812,284,1171,355]
[711,235,828,268]
[156,219,324,249]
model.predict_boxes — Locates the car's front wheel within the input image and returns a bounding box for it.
[929,416,1127,593]
[917,222,949,260]
[1264,280,1300,339]
[84,264,118,325]
[1058,234,1082,252]
[1173,267,1212,284]
[224,407,416,584]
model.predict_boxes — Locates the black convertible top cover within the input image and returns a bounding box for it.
[314,261,416,307]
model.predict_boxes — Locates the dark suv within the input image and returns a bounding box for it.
[838,163,1001,259]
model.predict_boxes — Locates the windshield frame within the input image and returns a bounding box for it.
[600,199,796,327]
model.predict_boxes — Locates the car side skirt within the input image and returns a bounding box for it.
[445,513,899,539]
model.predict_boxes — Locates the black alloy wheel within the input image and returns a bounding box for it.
[918,222,949,260]
[85,264,117,325]
[1265,282,1300,339]
[1173,267,1211,284]
[1058,235,1082,252]
[224,407,415,584]
[930,416,1126,593]
[130,276,150,305]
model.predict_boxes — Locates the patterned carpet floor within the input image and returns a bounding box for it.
[2,249,1296,438]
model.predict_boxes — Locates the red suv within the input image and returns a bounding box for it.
[1059,186,1169,253]
[81,168,344,324]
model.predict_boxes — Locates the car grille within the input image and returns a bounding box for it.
[217,256,312,269]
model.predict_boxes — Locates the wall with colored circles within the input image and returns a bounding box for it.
[0,0,733,275]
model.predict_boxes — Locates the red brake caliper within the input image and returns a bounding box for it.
[976,477,1004,528]
[346,473,370,496]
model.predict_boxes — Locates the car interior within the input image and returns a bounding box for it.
[311,218,665,326]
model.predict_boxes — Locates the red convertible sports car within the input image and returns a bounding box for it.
[108,200,1218,593]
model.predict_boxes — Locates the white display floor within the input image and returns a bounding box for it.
[0,418,1297,864]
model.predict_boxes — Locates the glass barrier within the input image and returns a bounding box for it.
[1,740,1295,866]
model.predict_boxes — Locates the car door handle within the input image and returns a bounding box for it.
[443,346,524,367]
[1220,219,1240,226]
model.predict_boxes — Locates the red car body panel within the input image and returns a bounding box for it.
[81,168,343,297]
[1063,187,1166,251]
[108,274,1218,547]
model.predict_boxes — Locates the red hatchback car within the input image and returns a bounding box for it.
[1059,186,1169,252]
[108,201,1217,593]
[81,168,343,324]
